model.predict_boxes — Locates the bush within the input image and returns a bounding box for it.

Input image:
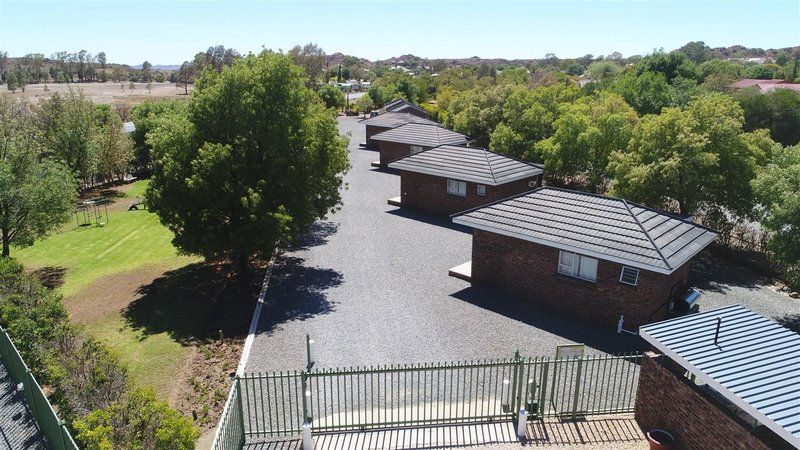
[318,84,346,110]
[74,388,199,450]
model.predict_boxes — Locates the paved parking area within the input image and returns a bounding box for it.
[244,116,800,374]
[245,117,643,374]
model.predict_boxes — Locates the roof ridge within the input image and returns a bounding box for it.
[481,148,498,183]
[621,199,672,270]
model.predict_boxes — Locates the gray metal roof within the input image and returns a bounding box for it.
[372,124,468,148]
[452,187,717,274]
[640,305,800,448]
[388,145,543,186]
[359,112,437,128]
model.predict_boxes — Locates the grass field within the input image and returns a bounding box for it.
[14,180,202,393]
[0,81,191,108]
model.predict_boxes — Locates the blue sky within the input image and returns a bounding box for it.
[1,1,798,65]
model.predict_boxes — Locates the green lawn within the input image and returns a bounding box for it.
[14,180,202,393]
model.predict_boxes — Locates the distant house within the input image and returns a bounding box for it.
[380,99,429,118]
[371,123,469,168]
[388,145,543,216]
[451,188,718,328]
[359,112,438,149]
[731,78,800,93]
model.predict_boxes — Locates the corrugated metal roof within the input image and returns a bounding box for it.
[452,187,717,273]
[640,305,800,448]
[372,123,468,147]
[388,145,543,185]
[359,112,437,128]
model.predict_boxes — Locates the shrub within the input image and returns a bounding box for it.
[74,388,199,450]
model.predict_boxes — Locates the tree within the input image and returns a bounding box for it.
[608,94,771,217]
[735,88,800,146]
[94,110,134,182]
[611,70,674,115]
[141,61,152,82]
[130,99,187,170]
[97,51,106,68]
[354,94,374,115]
[678,41,711,64]
[752,144,800,286]
[318,84,346,110]
[289,43,326,88]
[0,97,76,257]
[146,52,350,272]
[33,90,98,184]
[176,61,194,94]
[536,92,638,191]
[74,388,198,450]
[5,71,17,92]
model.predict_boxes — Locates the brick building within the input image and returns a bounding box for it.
[387,145,543,216]
[451,188,718,328]
[637,306,799,449]
[372,124,470,168]
[359,112,438,149]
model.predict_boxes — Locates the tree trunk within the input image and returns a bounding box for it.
[2,228,9,258]
[232,251,250,275]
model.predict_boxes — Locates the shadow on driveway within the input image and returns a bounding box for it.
[258,256,343,336]
[385,208,472,234]
[690,255,768,294]
[291,221,340,251]
[450,284,647,355]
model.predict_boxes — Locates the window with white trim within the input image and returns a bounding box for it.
[619,266,639,286]
[558,250,598,282]
[446,179,467,197]
[410,145,423,155]
[476,184,486,196]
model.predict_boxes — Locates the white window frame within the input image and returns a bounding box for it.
[476,184,486,196]
[410,145,424,155]
[446,179,467,198]
[619,266,640,286]
[557,250,598,282]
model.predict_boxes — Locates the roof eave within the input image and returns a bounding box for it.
[389,164,540,186]
[452,217,678,275]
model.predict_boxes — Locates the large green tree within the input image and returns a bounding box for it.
[318,84,346,110]
[608,93,773,217]
[735,88,800,146]
[146,52,349,271]
[536,92,638,191]
[0,97,76,257]
[752,144,800,283]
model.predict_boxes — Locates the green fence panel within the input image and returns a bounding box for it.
[210,379,246,450]
[0,326,80,450]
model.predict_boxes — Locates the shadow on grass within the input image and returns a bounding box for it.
[450,284,647,355]
[257,256,342,336]
[31,266,67,289]
[123,260,266,344]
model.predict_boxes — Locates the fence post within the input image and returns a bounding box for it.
[539,360,549,417]
[514,351,525,414]
[235,376,245,438]
[306,335,315,370]
[301,371,310,423]
[571,356,584,419]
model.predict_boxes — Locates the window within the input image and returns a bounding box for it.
[619,266,639,286]
[476,184,486,196]
[410,145,423,155]
[447,179,467,197]
[557,250,598,282]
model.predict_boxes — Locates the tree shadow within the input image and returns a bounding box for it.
[386,208,472,233]
[450,284,647,355]
[690,254,767,294]
[123,260,266,344]
[31,266,67,289]
[290,221,339,250]
[776,314,800,333]
[257,256,342,336]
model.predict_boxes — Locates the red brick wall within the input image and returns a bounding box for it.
[378,141,430,167]
[399,171,536,216]
[365,125,393,148]
[470,230,691,328]
[635,353,784,450]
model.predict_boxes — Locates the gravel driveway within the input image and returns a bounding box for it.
[245,117,644,374]
[244,117,800,374]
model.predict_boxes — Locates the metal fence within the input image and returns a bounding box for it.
[0,326,80,450]
[215,351,642,444]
